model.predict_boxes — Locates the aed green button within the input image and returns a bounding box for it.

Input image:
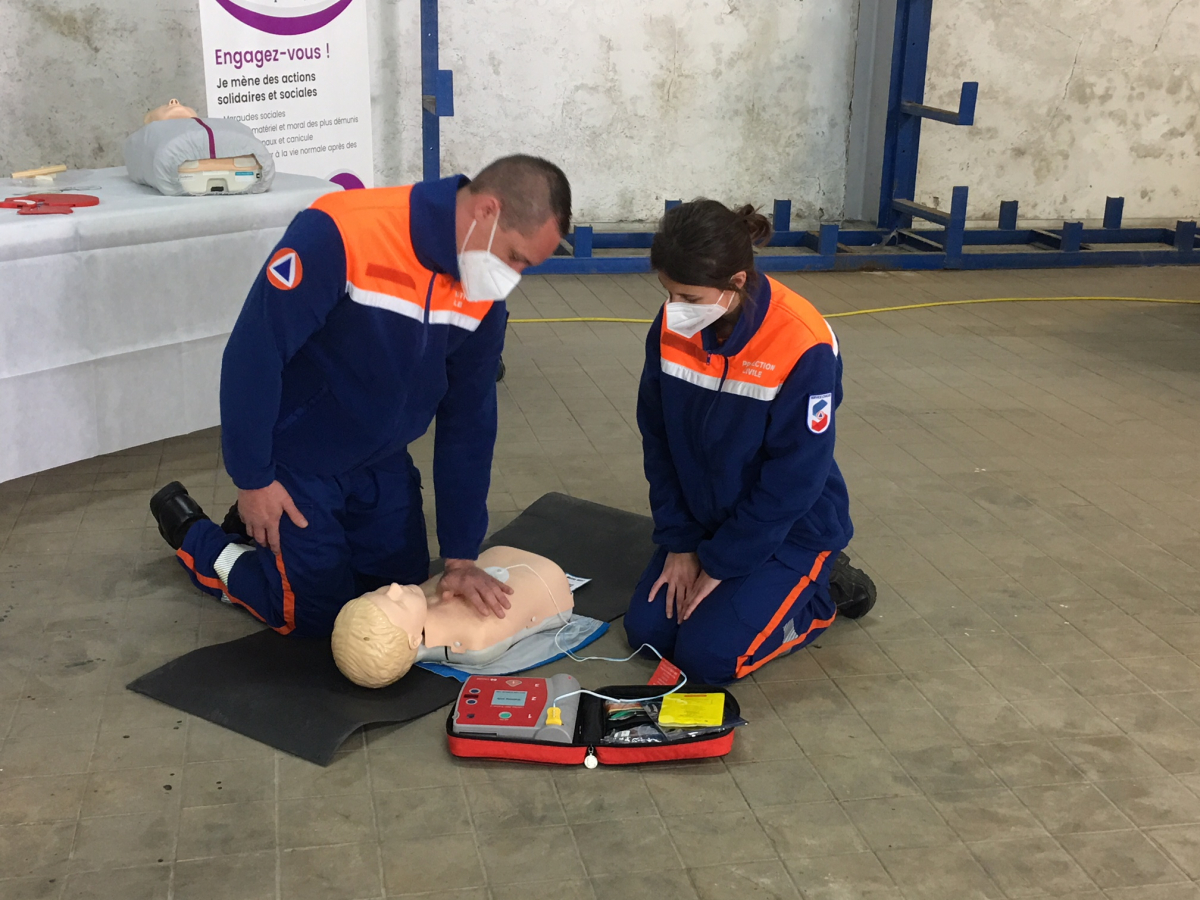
[499,712,512,720]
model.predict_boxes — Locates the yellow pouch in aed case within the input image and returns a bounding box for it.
[658,693,725,728]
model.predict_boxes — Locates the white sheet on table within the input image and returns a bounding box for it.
[0,167,338,482]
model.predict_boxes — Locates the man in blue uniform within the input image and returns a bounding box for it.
[150,156,571,637]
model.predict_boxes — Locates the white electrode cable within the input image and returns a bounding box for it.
[500,563,689,707]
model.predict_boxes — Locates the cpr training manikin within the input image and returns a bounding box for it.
[332,547,574,688]
[124,98,274,196]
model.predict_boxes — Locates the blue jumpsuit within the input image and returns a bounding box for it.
[177,176,504,637]
[625,275,854,684]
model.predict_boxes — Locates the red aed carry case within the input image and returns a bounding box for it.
[446,684,740,767]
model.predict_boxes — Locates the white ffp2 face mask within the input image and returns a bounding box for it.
[458,217,522,302]
[665,291,731,339]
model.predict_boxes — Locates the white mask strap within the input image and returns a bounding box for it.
[486,216,499,254]
[462,218,477,254]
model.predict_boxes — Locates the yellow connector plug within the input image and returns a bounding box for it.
[545,707,562,726]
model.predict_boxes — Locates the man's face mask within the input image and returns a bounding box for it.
[665,291,732,339]
[458,217,521,302]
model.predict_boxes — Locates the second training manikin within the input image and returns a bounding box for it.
[331,546,573,688]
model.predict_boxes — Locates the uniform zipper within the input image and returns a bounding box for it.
[700,355,730,515]
[419,274,435,354]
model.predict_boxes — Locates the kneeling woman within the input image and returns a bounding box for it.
[625,200,872,686]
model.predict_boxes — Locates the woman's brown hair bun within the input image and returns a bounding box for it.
[734,204,773,247]
[650,198,769,298]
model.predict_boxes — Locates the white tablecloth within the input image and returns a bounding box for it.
[0,167,339,483]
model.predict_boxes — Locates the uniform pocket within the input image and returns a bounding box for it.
[273,384,330,435]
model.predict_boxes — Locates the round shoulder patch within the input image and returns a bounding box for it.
[267,248,303,291]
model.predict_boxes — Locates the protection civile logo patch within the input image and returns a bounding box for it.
[267,248,303,290]
[807,393,832,434]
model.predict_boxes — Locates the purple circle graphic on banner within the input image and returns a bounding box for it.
[330,172,365,190]
[213,0,353,35]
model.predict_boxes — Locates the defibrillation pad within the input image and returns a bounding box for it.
[451,674,581,743]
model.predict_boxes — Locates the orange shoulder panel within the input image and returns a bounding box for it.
[743,278,834,360]
[655,278,837,400]
[311,185,492,328]
[659,320,724,377]
[721,278,835,392]
[761,277,835,347]
[311,186,425,306]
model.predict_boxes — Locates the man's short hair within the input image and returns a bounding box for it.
[468,155,572,237]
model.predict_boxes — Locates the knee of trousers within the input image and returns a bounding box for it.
[672,631,740,686]
[622,603,676,657]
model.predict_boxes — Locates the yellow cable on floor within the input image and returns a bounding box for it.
[507,296,1200,325]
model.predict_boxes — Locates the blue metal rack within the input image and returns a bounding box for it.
[420,0,454,183]
[419,0,1198,274]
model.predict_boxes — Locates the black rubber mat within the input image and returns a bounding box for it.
[127,493,655,765]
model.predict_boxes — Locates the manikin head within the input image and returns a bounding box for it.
[144,99,198,124]
[331,583,428,688]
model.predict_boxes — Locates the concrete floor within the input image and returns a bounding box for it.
[2,267,1200,900]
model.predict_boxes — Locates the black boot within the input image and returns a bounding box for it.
[830,552,876,620]
[220,502,251,543]
[149,481,210,551]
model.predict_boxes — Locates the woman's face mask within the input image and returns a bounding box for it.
[665,291,732,339]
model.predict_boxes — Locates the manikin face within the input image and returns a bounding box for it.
[144,99,199,124]
[362,583,428,650]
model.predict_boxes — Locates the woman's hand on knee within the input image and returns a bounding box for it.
[679,570,722,623]
[650,551,700,620]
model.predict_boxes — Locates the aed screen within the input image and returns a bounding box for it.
[491,690,528,707]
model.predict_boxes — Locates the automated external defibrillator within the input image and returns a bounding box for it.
[451,674,582,743]
[448,666,746,768]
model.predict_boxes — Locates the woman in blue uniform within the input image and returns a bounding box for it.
[625,200,875,685]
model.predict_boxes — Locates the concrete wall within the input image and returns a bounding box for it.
[5,1,1196,227]
[917,0,1200,222]
[0,1,204,175]
[0,0,859,225]
[430,0,859,224]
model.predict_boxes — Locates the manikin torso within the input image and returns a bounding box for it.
[143,99,259,179]
[367,546,572,652]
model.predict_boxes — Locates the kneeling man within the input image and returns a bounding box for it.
[151,156,571,636]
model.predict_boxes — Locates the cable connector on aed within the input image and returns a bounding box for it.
[545,707,562,726]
